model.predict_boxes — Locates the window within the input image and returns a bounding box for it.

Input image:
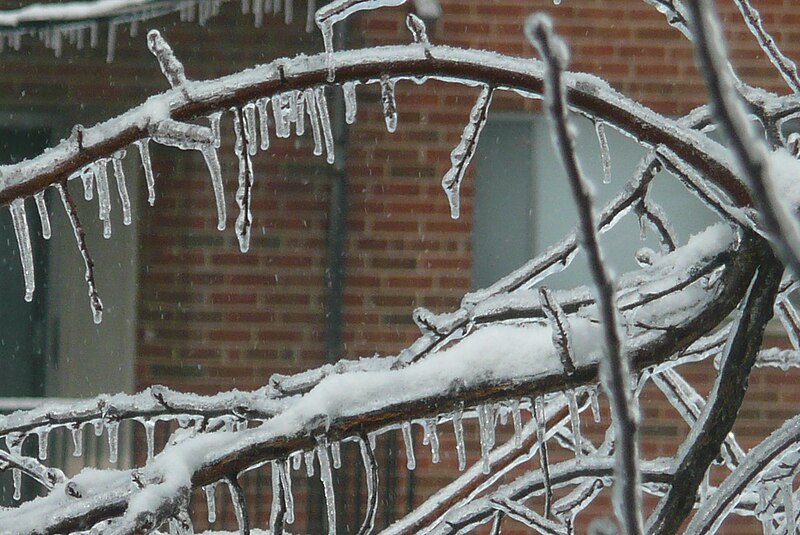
[473,114,720,291]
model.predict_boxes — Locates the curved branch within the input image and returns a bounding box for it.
[646,252,783,535]
[0,44,750,208]
[0,231,765,535]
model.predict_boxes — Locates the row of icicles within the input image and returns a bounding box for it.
[4,388,601,535]
[0,0,319,61]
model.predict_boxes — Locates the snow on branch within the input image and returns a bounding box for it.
[0,223,763,534]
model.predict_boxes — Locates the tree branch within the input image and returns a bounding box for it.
[646,251,783,535]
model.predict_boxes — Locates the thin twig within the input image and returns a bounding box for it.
[526,14,643,535]
[733,0,800,93]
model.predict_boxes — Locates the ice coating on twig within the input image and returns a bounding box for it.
[314,0,407,80]
[441,84,493,219]
[595,120,612,184]
[57,182,103,324]
[134,139,156,206]
[9,198,34,302]
[380,75,398,133]
[406,12,429,44]
[147,29,187,90]
[343,81,357,124]
[232,107,254,253]
[111,150,131,225]
[33,191,50,240]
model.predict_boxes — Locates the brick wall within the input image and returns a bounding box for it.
[2,0,799,533]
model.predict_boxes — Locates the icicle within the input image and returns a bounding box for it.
[80,167,94,201]
[107,420,119,463]
[111,151,132,226]
[280,459,295,524]
[256,98,271,151]
[453,409,466,471]
[402,421,416,470]
[441,85,493,219]
[207,112,223,150]
[106,22,117,63]
[205,483,217,524]
[142,418,155,462]
[94,159,112,239]
[287,90,299,124]
[534,396,553,517]
[227,479,248,535]
[37,428,49,460]
[568,391,583,457]
[9,199,35,302]
[595,120,612,184]
[92,418,104,437]
[316,439,337,535]
[304,88,323,156]
[358,436,377,533]
[270,461,284,532]
[285,0,293,23]
[57,183,103,323]
[368,432,377,450]
[477,405,493,474]
[304,450,315,477]
[380,76,398,133]
[343,81,357,124]
[135,140,156,206]
[232,108,253,253]
[294,91,306,136]
[201,147,226,231]
[244,103,258,156]
[71,426,83,457]
[291,451,302,471]
[511,399,523,448]
[12,466,21,500]
[589,387,601,423]
[34,191,51,240]
[331,440,342,469]
[426,419,440,463]
[315,86,335,164]
[318,21,335,82]
[272,93,291,138]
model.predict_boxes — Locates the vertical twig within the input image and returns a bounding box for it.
[525,13,643,535]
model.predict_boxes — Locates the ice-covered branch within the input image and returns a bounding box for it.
[0,44,754,210]
[527,13,642,535]
[0,228,763,534]
[646,256,782,535]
